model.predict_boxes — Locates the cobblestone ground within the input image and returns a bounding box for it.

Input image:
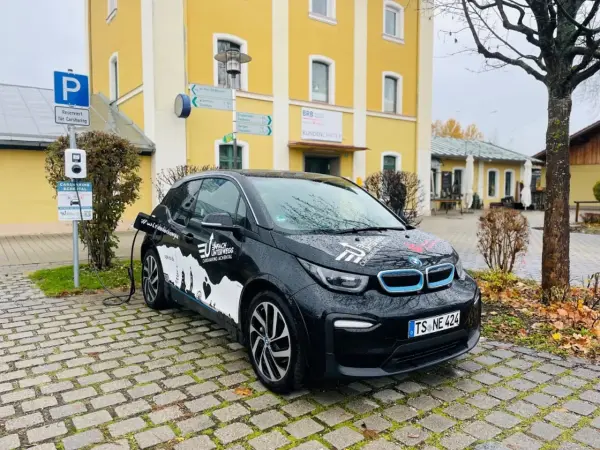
[1,273,600,450]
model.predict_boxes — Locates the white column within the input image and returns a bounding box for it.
[352,0,368,184]
[416,0,434,215]
[142,0,187,206]
[478,160,484,199]
[272,0,290,170]
[435,169,442,197]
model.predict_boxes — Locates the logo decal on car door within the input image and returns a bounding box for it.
[197,233,235,263]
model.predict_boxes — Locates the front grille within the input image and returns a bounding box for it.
[378,269,424,293]
[426,263,455,289]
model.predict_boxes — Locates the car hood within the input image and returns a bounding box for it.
[271,228,458,275]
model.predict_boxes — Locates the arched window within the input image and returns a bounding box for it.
[487,169,499,198]
[383,1,405,42]
[213,34,249,90]
[310,55,335,104]
[381,152,402,171]
[382,72,403,113]
[504,170,515,197]
[214,139,249,170]
[109,53,119,102]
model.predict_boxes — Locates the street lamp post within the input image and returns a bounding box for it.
[214,48,251,169]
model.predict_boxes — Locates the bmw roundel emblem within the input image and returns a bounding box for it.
[408,256,423,267]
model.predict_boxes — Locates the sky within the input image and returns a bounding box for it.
[0,0,598,156]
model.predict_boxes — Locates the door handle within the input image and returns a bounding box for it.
[184,233,194,243]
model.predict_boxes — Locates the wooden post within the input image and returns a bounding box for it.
[575,202,580,223]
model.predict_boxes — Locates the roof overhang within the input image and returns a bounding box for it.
[288,141,368,152]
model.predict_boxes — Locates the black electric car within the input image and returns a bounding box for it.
[137,170,481,392]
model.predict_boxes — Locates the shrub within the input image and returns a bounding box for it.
[474,269,518,293]
[155,164,218,201]
[46,131,141,270]
[471,192,482,209]
[477,208,529,273]
[594,180,600,202]
[364,170,424,226]
[581,212,600,224]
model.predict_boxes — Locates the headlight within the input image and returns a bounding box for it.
[455,258,465,280]
[299,259,369,293]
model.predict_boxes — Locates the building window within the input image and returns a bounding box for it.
[217,40,241,89]
[109,53,119,102]
[384,76,397,113]
[488,169,498,197]
[505,170,514,197]
[219,144,243,169]
[310,56,335,104]
[381,152,401,172]
[383,156,397,171]
[107,0,117,21]
[453,169,464,195]
[309,0,336,23]
[383,1,404,42]
[213,34,248,91]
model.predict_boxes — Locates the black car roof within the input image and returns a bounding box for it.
[172,169,343,189]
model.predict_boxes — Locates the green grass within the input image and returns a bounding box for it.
[28,259,142,297]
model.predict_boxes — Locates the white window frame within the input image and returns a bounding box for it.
[381,152,402,171]
[109,52,119,102]
[212,33,249,91]
[308,0,337,25]
[309,55,336,104]
[107,0,117,23]
[383,0,405,44]
[504,169,516,197]
[382,71,403,114]
[214,139,250,170]
[487,168,500,199]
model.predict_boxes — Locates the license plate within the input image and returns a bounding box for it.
[409,311,460,338]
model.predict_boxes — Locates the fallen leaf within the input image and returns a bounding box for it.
[552,321,565,330]
[362,429,378,439]
[557,308,569,317]
[408,433,421,439]
[518,329,528,337]
[552,333,562,341]
[233,387,253,397]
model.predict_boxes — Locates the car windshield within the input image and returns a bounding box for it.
[249,176,405,233]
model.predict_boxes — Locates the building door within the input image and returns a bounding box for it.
[305,156,339,175]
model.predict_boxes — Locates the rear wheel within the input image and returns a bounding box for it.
[246,291,305,393]
[142,249,170,309]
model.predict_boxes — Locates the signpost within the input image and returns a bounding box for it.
[236,112,273,136]
[191,97,233,111]
[189,84,233,111]
[54,70,90,288]
[54,106,90,126]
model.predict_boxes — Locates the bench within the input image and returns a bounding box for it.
[432,198,463,215]
[575,201,600,222]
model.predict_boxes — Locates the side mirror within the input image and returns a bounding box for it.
[201,212,235,230]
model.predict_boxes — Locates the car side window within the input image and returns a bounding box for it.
[235,199,249,228]
[193,178,240,221]
[164,180,202,226]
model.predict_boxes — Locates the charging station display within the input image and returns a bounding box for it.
[57,181,93,221]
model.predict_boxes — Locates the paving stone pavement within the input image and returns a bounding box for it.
[1,273,600,449]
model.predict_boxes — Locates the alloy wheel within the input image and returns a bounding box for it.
[143,254,159,303]
[249,301,291,382]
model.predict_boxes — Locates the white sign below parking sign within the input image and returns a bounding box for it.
[57,181,93,221]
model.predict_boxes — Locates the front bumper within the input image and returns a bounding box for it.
[292,277,481,378]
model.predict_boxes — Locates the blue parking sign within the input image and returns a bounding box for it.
[54,71,90,108]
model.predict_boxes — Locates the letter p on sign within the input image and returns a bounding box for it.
[54,71,90,108]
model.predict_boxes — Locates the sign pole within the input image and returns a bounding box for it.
[231,75,238,168]
[69,125,80,288]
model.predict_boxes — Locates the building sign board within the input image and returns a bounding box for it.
[57,181,93,221]
[301,107,342,143]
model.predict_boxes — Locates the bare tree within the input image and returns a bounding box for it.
[154,164,218,201]
[364,171,425,226]
[439,0,600,300]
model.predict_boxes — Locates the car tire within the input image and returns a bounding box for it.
[246,290,306,394]
[141,249,170,310]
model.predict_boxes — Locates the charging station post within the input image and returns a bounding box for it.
[69,125,80,288]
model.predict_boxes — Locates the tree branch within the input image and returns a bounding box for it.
[556,0,600,35]
[572,59,600,87]
[490,0,541,46]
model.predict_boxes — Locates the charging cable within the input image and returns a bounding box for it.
[73,180,140,306]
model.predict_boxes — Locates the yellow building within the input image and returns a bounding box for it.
[431,137,542,209]
[0,0,434,235]
[534,121,600,206]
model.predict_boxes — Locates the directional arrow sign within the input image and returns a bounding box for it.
[223,132,235,143]
[191,97,233,111]
[238,123,273,136]
[237,112,273,126]
[189,84,232,100]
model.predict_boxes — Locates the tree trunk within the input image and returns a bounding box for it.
[541,89,572,301]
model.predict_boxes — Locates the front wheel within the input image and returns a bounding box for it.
[246,291,305,393]
[141,249,170,309]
